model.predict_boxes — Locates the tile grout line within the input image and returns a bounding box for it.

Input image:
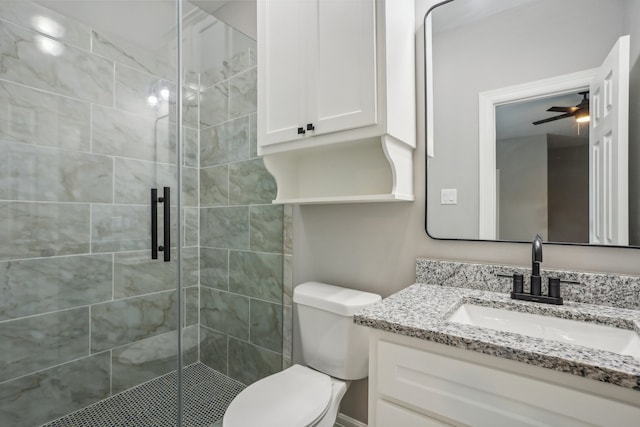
[0,249,151,264]
[226,335,230,377]
[109,349,113,397]
[112,62,116,109]
[200,323,281,356]
[0,288,179,326]
[200,282,283,306]
[111,252,115,300]
[198,111,253,133]
[197,73,202,356]
[0,350,110,387]
[112,152,116,205]
[0,200,157,206]
[88,305,92,358]
[89,203,93,259]
[0,15,173,82]
[0,137,184,168]
[89,103,93,153]
[248,298,252,346]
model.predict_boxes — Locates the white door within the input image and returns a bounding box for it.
[311,0,377,136]
[589,35,630,245]
[257,0,308,147]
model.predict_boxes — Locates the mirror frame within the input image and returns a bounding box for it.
[422,0,638,249]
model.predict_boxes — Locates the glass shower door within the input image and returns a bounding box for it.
[179,3,286,425]
[0,1,183,425]
[0,1,289,425]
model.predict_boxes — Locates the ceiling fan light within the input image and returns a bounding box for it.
[575,104,590,123]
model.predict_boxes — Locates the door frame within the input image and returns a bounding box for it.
[477,68,597,240]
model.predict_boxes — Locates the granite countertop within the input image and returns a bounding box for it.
[354,283,640,391]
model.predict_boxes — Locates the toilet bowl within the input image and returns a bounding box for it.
[222,282,381,427]
[223,364,348,427]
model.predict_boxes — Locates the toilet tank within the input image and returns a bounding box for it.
[293,282,381,380]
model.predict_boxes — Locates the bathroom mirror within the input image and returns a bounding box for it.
[425,0,640,247]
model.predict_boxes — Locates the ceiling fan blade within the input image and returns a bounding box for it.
[532,113,574,125]
[547,106,579,113]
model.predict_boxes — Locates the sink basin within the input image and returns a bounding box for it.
[448,304,640,360]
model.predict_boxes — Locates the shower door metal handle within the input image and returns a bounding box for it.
[150,187,170,262]
[162,186,170,262]
[151,188,158,260]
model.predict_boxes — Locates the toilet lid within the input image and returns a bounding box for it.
[224,365,332,427]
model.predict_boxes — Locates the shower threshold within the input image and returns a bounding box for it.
[41,362,245,427]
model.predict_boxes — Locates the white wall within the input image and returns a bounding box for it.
[292,0,640,423]
[497,135,548,241]
[547,136,590,243]
[427,0,626,239]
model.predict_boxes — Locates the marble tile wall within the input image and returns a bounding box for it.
[0,2,192,426]
[197,16,290,385]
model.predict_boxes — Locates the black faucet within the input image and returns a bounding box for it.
[530,234,543,296]
[508,234,563,305]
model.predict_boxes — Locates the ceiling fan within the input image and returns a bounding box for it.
[532,91,590,125]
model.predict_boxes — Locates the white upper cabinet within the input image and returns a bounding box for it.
[258,0,306,146]
[257,0,415,204]
[314,0,377,136]
[259,0,377,147]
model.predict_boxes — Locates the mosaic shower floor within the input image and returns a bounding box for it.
[41,362,245,427]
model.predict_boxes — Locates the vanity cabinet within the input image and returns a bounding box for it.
[257,0,415,204]
[369,330,640,426]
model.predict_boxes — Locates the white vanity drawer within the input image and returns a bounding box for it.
[376,400,452,427]
[376,339,640,426]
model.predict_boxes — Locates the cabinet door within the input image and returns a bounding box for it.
[377,340,640,427]
[310,0,377,136]
[258,0,308,146]
[376,400,453,427]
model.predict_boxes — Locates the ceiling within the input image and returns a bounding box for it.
[431,0,537,34]
[37,0,189,49]
[189,0,228,15]
[33,1,246,49]
[35,0,256,47]
[496,91,589,141]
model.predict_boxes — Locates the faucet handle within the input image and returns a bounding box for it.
[548,277,561,298]
[513,274,524,294]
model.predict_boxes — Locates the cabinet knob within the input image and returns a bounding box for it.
[297,127,306,135]
[306,123,315,131]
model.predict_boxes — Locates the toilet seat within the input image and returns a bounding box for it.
[223,364,332,427]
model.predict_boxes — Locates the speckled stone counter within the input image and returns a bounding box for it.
[355,259,640,391]
[415,258,640,310]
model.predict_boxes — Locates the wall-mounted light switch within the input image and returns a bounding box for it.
[441,188,457,205]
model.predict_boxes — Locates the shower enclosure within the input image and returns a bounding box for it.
[0,1,291,426]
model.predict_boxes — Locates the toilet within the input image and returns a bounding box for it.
[223,281,381,427]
